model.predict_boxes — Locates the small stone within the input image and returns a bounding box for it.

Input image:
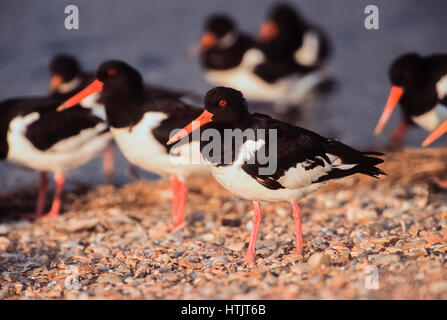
[221,219,241,227]
[368,254,400,266]
[406,247,427,258]
[201,233,215,242]
[0,237,12,251]
[308,252,331,270]
[225,242,245,252]
[36,254,50,266]
[97,272,122,285]
[66,218,99,232]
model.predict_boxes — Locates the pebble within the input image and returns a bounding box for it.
[308,252,331,270]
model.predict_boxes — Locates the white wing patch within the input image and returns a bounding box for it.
[9,112,40,132]
[234,139,265,165]
[412,103,447,131]
[241,49,265,70]
[278,153,356,189]
[294,31,320,67]
[436,74,447,99]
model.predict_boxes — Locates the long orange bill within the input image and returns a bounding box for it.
[199,32,217,51]
[166,110,214,145]
[374,86,404,135]
[57,79,103,112]
[257,21,278,40]
[422,120,447,147]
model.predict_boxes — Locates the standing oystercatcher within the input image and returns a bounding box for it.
[198,14,331,107]
[0,96,112,219]
[257,3,331,69]
[167,87,385,262]
[49,54,116,184]
[375,53,447,146]
[58,61,209,230]
[49,54,199,183]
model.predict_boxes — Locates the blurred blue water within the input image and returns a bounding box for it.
[1,0,447,192]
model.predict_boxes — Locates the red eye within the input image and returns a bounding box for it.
[219,99,227,107]
[108,69,116,76]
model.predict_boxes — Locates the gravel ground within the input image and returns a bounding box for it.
[1,148,447,299]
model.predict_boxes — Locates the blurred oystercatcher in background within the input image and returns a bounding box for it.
[198,13,332,112]
[167,87,385,262]
[0,96,112,219]
[375,53,447,146]
[58,60,209,231]
[257,3,331,69]
[49,54,116,184]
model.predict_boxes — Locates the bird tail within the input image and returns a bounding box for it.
[319,139,386,181]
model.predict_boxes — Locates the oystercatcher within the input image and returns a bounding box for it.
[58,61,209,230]
[257,3,331,69]
[198,14,330,107]
[375,53,447,146]
[167,87,385,261]
[0,96,112,219]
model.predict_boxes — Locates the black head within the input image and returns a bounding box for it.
[50,54,81,82]
[267,3,305,35]
[203,87,249,123]
[389,53,423,88]
[204,14,236,38]
[96,60,144,100]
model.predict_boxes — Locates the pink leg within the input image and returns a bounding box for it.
[20,172,48,220]
[170,175,180,223]
[103,144,115,185]
[291,202,303,254]
[169,176,188,231]
[44,173,65,218]
[243,201,263,262]
[35,172,48,218]
[389,119,410,146]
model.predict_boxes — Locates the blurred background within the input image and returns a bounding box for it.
[1,0,447,192]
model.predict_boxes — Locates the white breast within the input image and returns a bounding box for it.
[7,113,112,173]
[294,31,320,67]
[411,104,447,131]
[111,112,207,179]
[204,66,327,105]
[436,74,447,100]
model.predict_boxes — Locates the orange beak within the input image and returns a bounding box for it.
[422,120,447,147]
[374,86,404,135]
[57,79,103,112]
[50,75,63,92]
[199,32,217,51]
[258,21,278,41]
[167,110,214,145]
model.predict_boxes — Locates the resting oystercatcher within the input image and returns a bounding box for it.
[49,54,199,183]
[257,3,331,69]
[198,14,330,107]
[58,61,209,230]
[375,53,447,146]
[48,54,118,184]
[0,96,112,219]
[167,87,385,261]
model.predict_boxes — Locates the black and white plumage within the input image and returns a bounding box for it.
[257,3,331,69]
[375,53,447,146]
[198,14,331,106]
[0,95,112,218]
[58,60,209,230]
[168,87,385,261]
